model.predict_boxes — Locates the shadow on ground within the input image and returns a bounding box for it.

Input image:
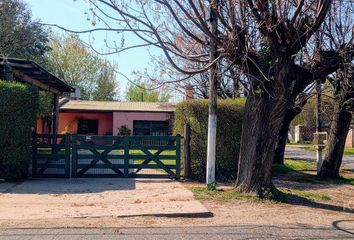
[274,190,354,214]
[332,220,354,235]
[273,170,353,191]
[0,178,175,194]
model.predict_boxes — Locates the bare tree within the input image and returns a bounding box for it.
[53,0,352,196]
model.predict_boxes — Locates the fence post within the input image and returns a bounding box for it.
[176,134,181,179]
[32,131,37,177]
[71,135,77,177]
[65,133,71,178]
[123,136,129,177]
[183,124,191,179]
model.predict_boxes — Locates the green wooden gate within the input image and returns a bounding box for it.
[71,135,181,178]
[32,132,71,178]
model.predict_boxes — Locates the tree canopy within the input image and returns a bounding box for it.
[125,78,171,102]
[46,35,119,101]
[0,0,50,62]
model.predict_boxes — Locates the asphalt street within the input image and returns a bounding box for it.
[1,224,354,240]
[285,145,354,170]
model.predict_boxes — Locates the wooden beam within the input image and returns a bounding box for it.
[12,69,60,94]
[52,93,59,135]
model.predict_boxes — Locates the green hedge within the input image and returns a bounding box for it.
[0,80,39,181]
[174,99,245,182]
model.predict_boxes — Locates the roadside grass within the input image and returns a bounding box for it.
[189,186,331,203]
[273,159,315,173]
[278,189,331,201]
[189,187,260,202]
[273,159,354,186]
[290,144,354,156]
[344,148,354,155]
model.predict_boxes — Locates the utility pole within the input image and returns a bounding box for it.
[206,0,218,185]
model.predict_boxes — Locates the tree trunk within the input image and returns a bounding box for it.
[273,107,302,164]
[318,104,352,178]
[273,109,294,164]
[236,92,289,196]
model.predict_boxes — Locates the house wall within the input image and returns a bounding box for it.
[36,117,51,134]
[113,112,172,135]
[58,112,113,135]
[37,117,44,134]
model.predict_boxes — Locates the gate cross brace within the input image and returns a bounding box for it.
[76,140,124,176]
[137,146,176,176]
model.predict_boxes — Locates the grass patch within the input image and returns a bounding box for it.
[189,186,331,204]
[344,148,354,155]
[280,189,331,201]
[273,159,315,173]
[189,187,259,202]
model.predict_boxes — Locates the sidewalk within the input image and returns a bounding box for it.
[0,178,211,221]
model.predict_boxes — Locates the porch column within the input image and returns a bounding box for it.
[52,93,59,135]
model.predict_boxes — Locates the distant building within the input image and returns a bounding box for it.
[37,99,175,136]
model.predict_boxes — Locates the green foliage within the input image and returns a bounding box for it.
[0,80,39,181]
[0,0,50,62]
[207,182,217,191]
[174,99,245,182]
[92,62,118,101]
[292,93,334,129]
[46,35,119,100]
[117,125,132,136]
[259,40,271,73]
[38,91,53,117]
[126,78,171,102]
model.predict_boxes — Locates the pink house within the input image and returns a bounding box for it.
[37,99,175,136]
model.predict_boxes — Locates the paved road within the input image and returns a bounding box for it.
[285,145,354,170]
[1,224,354,240]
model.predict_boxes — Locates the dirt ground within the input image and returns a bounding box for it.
[0,172,353,231]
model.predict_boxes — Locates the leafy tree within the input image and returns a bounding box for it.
[0,0,51,119]
[47,35,119,100]
[92,61,119,101]
[0,0,50,62]
[126,78,171,102]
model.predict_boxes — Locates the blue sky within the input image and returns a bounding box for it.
[24,0,159,96]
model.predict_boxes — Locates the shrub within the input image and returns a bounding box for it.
[174,99,245,182]
[0,80,39,181]
[117,125,132,135]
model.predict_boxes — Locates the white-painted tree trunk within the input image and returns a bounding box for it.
[206,0,218,185]
[206,114,217,184]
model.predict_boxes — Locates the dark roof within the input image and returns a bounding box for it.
[0,57,74,93]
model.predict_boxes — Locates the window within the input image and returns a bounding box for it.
[77,119,98,135]
[133,121,169,136]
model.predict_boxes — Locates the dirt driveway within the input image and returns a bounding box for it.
[0,178,210,223]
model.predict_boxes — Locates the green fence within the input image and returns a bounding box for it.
[32,133,181,179]
[32,132,71,178]
[71,135,181,178]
